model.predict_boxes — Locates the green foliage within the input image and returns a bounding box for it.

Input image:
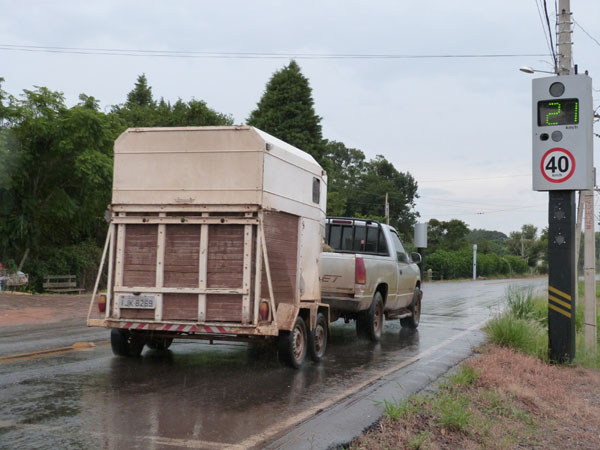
[0,75,234,292]
[113,74,233,128]
[505,286,536,319]
[247,60,324,162]
[484,315,548,361]
[428,218,470,253]
[448,365,479,387]
[423,249,528,280]
[433,391,471,432]
[383,397,419,421]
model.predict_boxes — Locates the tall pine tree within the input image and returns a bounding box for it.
[247,61,324,163]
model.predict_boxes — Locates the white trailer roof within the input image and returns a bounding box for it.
[112,126,327,219]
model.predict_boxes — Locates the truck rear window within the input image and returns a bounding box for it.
[326,222,388,255]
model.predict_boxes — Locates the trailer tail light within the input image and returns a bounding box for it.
[259,301,269,320]
[355,257,366,285]
[98,294,107,312]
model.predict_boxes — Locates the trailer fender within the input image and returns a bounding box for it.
[276,303,299,331]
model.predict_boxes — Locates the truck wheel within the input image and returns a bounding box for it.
[401,287,422,329]
[110,329,145,357]
[146,337,173,351]
[308,312,328,362]
[278,316,307,369]
[358,291,384,342]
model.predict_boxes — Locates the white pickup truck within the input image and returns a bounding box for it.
[320,217,422,341]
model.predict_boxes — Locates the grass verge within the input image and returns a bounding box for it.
[351,284,600,449]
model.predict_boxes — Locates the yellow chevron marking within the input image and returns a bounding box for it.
[549,294,571,310]
[549,303,571,318]
[549,286,571,301]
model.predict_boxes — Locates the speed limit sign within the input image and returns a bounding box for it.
[541,148,575,183]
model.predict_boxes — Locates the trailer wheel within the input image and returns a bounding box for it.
[401,287,422,329]
[357,291,384,342]
[110,329,145,357]
[146,337,173,351]
[278,316,307,369]
[308,312,328,362]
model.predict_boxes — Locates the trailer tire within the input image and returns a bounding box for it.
[146,337,173,351]
[401,287,422,329]
[308,312,328,362]
[357,291,384,342]
[278,316,307,369]
[110,329,145,357]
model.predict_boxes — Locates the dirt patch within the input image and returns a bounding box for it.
[352,346,600,449]
[0,292,90,326]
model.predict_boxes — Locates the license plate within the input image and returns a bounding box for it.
[118,294,157,309]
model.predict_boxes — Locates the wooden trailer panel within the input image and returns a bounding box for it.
[261,211,299,305]
[164,225,200,288]
[122,225,157,287]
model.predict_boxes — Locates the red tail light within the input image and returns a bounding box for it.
[355,257,366,285]
[98,294,107,313]
[259,301,269,320]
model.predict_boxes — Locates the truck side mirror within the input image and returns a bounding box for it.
[410,252,422,264]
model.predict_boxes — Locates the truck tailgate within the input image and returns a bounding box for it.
[320,252,356,295]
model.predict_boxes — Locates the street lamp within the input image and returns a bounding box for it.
[519,66,556,75]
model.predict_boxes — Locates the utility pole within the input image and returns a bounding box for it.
[385,193,390,225]
[557,0,597,357]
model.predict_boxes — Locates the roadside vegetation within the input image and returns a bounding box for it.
[352,285,600,448]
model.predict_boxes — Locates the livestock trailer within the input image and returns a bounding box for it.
[87,126,328,367]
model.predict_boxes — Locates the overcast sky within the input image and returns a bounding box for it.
[2,1,599,236]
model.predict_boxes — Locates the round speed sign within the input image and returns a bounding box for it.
[540,147,576,183]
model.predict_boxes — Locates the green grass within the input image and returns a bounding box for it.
[383,397,419,421]
[433,391,471,431]
[484,314,548,361]
[486,284,600,367]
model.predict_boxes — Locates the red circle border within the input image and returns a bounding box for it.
[540,147,576,183]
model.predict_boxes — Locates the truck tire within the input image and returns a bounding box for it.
[278,316,307,369]
[308,312,328,362]
[110,329,145,357]
[357,291,384,342]
[401,287,422,329]
[146,337,173,351]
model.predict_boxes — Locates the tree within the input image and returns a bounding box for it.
[427,219,470,252]
[114,74,233,128]
[323,140,366,217]
[247,60,324,163]
[349,155,419,238]
[0,86,123,288]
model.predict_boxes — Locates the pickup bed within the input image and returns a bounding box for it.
[320,218,422,341]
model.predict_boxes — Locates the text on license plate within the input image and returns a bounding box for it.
[119,294,157,309]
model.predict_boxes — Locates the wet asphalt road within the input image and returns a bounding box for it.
[0,278,546,450]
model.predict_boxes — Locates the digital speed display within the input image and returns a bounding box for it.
[537,98,579,126]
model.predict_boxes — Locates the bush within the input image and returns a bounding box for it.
[424,250,528,280]
[23,240,102,292]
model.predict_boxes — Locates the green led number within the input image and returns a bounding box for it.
[574,101,579,124]
[546,102,561,126]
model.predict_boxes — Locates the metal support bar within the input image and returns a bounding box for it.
[198,214,209,322]
[87,226,113,322]
[112,217,259,225]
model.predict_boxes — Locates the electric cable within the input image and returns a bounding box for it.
[0,43,550,60]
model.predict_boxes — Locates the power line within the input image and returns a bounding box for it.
[419,173,530,183]
[534,0,554,57]
[0,44,551,60]
[574,19,600,48]
[542,0,558,70]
